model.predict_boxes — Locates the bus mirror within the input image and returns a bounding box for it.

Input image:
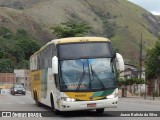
[52,56,58,74]
[116,53,124,72]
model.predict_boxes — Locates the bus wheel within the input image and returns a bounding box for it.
[96,108,104,114]
[51,96,60,115]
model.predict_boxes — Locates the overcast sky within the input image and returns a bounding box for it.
[128,0,160,15]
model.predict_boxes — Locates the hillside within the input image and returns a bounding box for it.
[25,0,160,64]
[0,7,53,44]
[0,0,160,66]
[0,0,46,9]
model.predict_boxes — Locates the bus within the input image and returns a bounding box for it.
[30,37,124,114]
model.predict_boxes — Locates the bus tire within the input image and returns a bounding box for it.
[35,92,41,107]
[33,91,36,100]
[96,108,104,114]
[51,95,60,115]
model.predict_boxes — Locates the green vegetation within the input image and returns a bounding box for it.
[0,27,12,39]
[145,35,160,79]
[0,27,40,72]
[0,0,159,72]
[51,21,92,38]
[0,59,14,73]
[87,3,116,38]
[103,20,115,38]
[118,78,145,86]
[117,71,145,86]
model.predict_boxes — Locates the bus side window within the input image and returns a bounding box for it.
[37,54,41,70]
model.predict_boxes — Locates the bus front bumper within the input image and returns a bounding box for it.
[59,97,118,111]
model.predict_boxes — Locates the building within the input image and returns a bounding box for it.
[120,64,139,78]
[120,64,146,79]
[0,73,16,89]
[120,64,146,96]
[14,69,30,90]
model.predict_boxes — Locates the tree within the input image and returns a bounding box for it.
[11,45,25,63]
[0,50,4,59]
[14,29,41,60]
[0,28,41,72]
[51,21,92,38]
[145,36,160,79]
[0,59,14,73]
[17,59,29,69]
[16,39,40,60]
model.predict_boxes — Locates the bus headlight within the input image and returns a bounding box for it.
[106,93,118,99]
[61,97,76,102]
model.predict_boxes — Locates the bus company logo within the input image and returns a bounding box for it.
[2,112,11,117]
[89,96,93,100]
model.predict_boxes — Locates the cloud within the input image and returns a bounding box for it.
[128,0,160,15]
[151,11,160,15]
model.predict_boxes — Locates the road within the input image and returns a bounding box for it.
[0,91,160,120]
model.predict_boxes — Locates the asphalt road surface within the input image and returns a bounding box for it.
[0,91,160,120]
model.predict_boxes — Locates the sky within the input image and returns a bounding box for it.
[128,0,160,15]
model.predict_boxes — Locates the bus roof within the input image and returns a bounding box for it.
[51,37,110,44]
[31,37,110,56]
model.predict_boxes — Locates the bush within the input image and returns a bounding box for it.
[0,59,14,73]
[118,78,145,86]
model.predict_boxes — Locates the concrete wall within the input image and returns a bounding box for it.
[0,73,16,84]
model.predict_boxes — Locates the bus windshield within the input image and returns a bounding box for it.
[59,58,116,91]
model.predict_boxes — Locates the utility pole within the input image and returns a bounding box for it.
[139,33,142,79]
[139,33,144,98]
[139,33,147,99]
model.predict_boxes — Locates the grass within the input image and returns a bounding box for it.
[0,0,159,65]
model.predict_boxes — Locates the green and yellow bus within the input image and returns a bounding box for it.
[30,37,124,114]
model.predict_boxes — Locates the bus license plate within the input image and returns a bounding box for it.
[87,103,96,107]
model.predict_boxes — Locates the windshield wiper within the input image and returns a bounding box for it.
[76,62,85,90]
[110,56,116,73]
[87,59,92,89]
[90,64,106,89]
